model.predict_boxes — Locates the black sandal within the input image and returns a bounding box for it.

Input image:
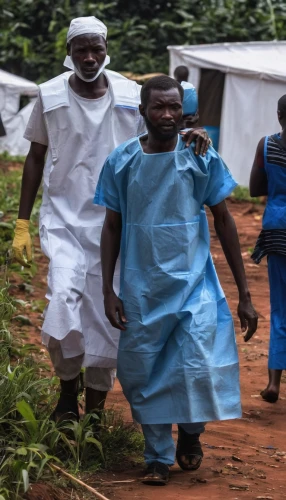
[50,393,79,423]
[142,461,170,486]
[176,426,203,471]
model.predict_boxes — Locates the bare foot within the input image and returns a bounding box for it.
[260,387,279,403]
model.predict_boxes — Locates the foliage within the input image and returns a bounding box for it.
[0,165,144,498]
[1,0,286,81]
[0,286,56,498]
[231,185,261,204]
[0,284,143,498]
[0,158,41,268]
[0,153,26,164]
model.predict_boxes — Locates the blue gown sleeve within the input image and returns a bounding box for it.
[202,151,238,207]
[94,158,121,213]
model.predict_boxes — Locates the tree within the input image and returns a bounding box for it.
[0,0,286,82]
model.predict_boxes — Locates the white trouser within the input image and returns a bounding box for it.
[48,338,116,391]
[42,268,120,366]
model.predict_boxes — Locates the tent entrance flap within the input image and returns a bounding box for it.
[198,69,225,150]
[0,115,6,137]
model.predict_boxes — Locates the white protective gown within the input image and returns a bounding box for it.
[25,70,145,368]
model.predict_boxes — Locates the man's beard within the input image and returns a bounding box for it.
[144,116,179,142]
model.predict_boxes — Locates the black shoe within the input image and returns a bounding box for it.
[176,426,203,471]
[50,392,79,423]
[142,461,170,486]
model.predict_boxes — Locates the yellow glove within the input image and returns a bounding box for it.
[12,219,32,267]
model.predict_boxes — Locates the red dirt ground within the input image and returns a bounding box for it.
[11,200,286,500]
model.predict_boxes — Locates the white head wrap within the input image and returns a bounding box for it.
[67,16,107,43]
[64,16,110,82]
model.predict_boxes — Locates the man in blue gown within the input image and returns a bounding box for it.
[95,76,258,485]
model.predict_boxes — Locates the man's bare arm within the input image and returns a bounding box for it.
[209,200,258,341]
[12,142,47,266]
[101,208,126,330]
[18,142,47,219]
[249,137,268,197]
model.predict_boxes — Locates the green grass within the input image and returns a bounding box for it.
[231,186,262,204]
[0,284,144,499]
[0,163,144,499]
[0,152,26,164]
[0,161,41,270]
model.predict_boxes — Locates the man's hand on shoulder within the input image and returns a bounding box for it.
[180,128,211,156]
[237,295,258,342]
[104,290,127,331]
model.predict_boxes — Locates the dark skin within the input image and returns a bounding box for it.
[250,109,286,197]
[140,88,183,153]
[67,34,108,99]
[250,109,286,403]
[101,87,258,341]
[181,127,209,156]
[18,142,47,220]
[182,111,200,129]
[249,137,268,197]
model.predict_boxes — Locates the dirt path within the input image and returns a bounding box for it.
[12,200,286,500]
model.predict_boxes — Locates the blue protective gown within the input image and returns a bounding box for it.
[95,135,241,424]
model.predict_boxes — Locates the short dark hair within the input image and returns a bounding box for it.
[278,94,286,113]
[174,65,189,83]
[141,75,184,108]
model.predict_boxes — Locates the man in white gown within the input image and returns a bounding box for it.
[12,16,209,420]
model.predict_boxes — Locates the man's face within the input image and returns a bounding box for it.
[142,88,183,141]
[67,34,107,80]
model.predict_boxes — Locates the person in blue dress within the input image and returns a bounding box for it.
[95,76,258,485]
[180,81,199,129]
[250,94,286,404]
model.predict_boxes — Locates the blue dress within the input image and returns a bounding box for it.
[263,135,286,370]
[95,135,241,424]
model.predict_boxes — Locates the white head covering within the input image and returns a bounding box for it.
[181,81,198,116]
[67,16,107,43]
[64,16,110,82]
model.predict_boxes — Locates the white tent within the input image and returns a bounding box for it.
[168,42,286,186]
[0,70,38,156]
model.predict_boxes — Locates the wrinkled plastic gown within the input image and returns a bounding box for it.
[95,135,241,424]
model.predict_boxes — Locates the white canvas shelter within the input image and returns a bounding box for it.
[0,70,38,156]
[168,42,286,186]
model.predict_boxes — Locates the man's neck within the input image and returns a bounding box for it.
[141,133,178,154]
[68,73,108,100]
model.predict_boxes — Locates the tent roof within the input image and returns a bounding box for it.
[168,41,286,82]
[0,69,38,96]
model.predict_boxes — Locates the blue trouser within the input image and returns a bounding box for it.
[142,422,205,466]
[268,254,286,369]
